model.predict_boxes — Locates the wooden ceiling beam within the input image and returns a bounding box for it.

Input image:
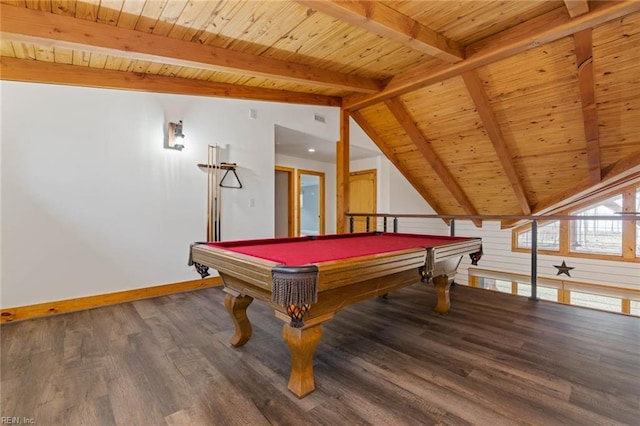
[384,98,482,227]
[296,0,464,62]
[601,150,640,181]
[344,0,640,111]
[462,70,532,215]
[502,150,640,227]
[0,4,381,94]
[564,0,590,18]
[573,28,602,184]
[0,57,341,107]
[350,111,447,216]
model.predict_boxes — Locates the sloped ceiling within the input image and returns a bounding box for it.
[1,0,639,226]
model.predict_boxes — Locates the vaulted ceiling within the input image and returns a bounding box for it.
[2,0,639,227]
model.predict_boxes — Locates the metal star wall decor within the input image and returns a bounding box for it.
[554,260,574,277]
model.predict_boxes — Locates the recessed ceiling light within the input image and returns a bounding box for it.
[308,148,316,153]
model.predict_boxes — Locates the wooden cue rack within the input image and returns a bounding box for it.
[197,146,243,242]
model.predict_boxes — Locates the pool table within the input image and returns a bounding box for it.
[189,232,482,398]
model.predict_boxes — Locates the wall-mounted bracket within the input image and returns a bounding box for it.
[197,162,243,189]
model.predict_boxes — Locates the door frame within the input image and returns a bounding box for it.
[297,169,325,236]
[275,166,295,237]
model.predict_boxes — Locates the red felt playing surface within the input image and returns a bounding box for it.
[207,233,473,266]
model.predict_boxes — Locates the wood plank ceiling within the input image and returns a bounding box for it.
[1,0,639,227]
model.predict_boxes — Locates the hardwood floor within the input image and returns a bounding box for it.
[1,284,639,425]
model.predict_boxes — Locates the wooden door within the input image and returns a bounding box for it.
[275,166,294,237]
[349,169,377,233]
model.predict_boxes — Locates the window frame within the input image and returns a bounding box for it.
[569,193,624,256]
[513,220,561,253]
[511,182,639,263]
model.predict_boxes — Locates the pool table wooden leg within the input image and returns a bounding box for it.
[224,292,253,347]
[283,323,323,398]
[432,274,451,314]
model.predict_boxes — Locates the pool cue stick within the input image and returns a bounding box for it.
[215,146,222,241]
[206,146,210,241]
[207,145,214,241]
[212,146,218,241]
[214,197,219,241]
[214,146,218,241]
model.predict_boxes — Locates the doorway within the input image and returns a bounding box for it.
[297,169,325,236]
[349,169,377,232]
[275,166,295,237]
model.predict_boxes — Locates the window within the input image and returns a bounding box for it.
[570,195,623,256]
[516,283,557,301]
[512,183,639,262]
[470,268,638,317]
[516,221,560,251]
[571,291,621,313]
[478,278,512,293]
[478,279,556,301]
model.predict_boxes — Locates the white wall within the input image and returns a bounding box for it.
[0,81,338,308]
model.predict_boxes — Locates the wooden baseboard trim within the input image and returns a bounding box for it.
[0,277,222,324]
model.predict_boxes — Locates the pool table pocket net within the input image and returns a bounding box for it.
[272,265,319,327]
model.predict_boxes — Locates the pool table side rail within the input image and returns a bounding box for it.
[193,244,436,291]
[315,249,427,290]
[432,239,482,262]
[191,244,278,289]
